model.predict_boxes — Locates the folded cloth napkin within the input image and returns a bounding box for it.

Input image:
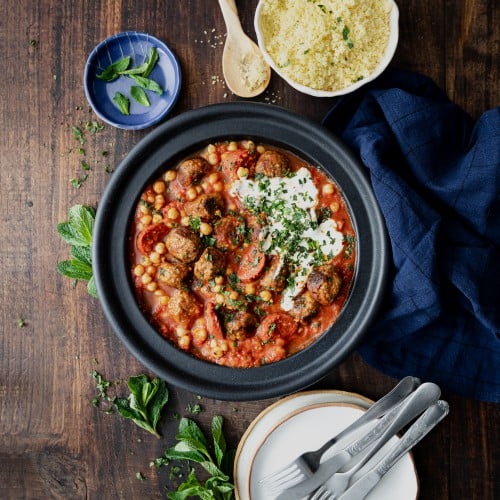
[323,68,500,402]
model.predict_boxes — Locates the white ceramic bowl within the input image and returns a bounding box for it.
[254,0,399,97]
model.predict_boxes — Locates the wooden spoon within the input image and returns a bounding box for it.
[218,0,271,98]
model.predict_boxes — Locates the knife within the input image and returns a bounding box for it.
[275,382,441,500]
[338,400,449,500]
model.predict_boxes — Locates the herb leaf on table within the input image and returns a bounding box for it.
[56,204,97,297]
[161,416,235,499]
[115,375,169,438]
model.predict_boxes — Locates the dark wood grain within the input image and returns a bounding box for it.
[0,1,498,499]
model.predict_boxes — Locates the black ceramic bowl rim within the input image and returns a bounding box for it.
[93,102,388,401]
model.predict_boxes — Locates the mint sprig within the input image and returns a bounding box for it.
[57,204,97,297]
[159,416,235,499]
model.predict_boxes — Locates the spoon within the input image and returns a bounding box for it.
[217,0,271,97]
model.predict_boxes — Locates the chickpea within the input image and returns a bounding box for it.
[192,327,208,344]
[245,283,256,295]
[152,214,163,224]
[227,202,236,212]
[159,296,169,306]
[207,144,216,154]
[214,276,225,285]
[175,325,187,337]
[154,194,166,210]
[237,167,249,178]
[166,207,180,220]
[208,153,219,165]
[196,185,203,194]
[134,264,145,277]
[146,265,156,275]
[154,242,166,255]
[150,252,161,264]
[208,172,219,184]
[186,187,197,201]
[199,222,213,235]
[256,145,266,154]
[164,170,176,182]
[136,222,144,232]
[227,141,238,151]
[140,214,153,225]
[243,140,255,151]
[259,290,272,302]
[322,183,335,195]
[141,256,151,266]
[146,193,155,204]
[153,180,166,194]
[212,181,224,192]
[139,203,150,215]
[154,288,165,296]
[201,181,211,193]
[178,335,191,350]
[146,281,158,292]
[141,274,152,285]
[212,285,222,293]
[215,293,225,304]
[229,290,239,301]
[330,201,340,213]
[181,216,190,226]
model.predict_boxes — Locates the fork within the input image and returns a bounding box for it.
[311,400,450,500]
[261,376,420,493]
[274,381,441,500]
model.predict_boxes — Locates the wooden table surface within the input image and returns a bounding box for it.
[1,1,498,499]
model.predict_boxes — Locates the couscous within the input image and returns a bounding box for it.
[257,0,393,91]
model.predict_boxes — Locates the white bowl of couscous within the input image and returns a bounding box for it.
[254,0,399,97]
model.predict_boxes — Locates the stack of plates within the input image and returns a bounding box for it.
[234,391,419,500]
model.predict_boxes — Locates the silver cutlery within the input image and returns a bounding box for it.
[261,376,421,494]
[317,400,450,500]
[274,382,441,500]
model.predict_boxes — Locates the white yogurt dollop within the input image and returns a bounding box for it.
[230,167,344,311]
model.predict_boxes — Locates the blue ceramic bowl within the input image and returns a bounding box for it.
[84,31,182,130]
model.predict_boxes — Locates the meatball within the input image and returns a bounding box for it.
[165,226,202,263]
[193,247,226,281]
[184,193,224,222]
[157,262,190,289]
[261,256,288,292]
[288,291,319,321]
[255,150,289,177]
[164,290,201,326]
[177,157,209,187]
[307,263,343,305]
[214,215,245,250]
[224,311,257,341]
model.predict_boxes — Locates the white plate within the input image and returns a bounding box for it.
[234,390,418,500]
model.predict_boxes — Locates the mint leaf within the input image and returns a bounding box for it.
[128,74,163,95]
[141,47,159,78]
[57,259,93,280]
[130,85,150,106]
[113,92,130,115]
[70,245,92,266]
[68,205,95,245]
[97,56,131,81]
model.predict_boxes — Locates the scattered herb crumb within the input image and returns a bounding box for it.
[17,318,26,328]
[136,472,146,481]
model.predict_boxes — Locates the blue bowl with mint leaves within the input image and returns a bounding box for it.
[84,31,182,130]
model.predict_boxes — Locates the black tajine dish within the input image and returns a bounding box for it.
[93,102,388,401]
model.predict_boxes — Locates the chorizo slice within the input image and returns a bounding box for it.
[204,302,224,340]
[136,223,169,255]
[220,149,257,181]
[236,244,266,282]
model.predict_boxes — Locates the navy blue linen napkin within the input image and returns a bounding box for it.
[323,68,500,402]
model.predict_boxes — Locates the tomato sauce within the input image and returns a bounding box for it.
[129,140,356,367]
